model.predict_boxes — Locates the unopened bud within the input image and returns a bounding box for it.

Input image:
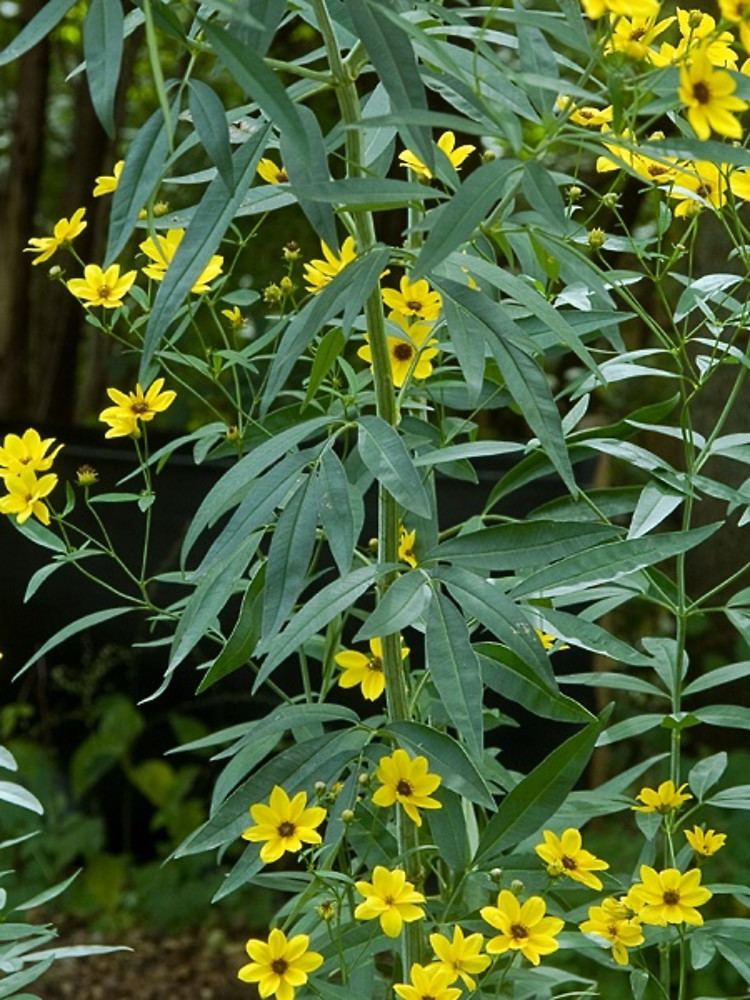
[358,772,370,786]
[314,781,327,796]
[316,900,337,921]
[225,425,240,441]
[490,868,503,883]
[601,192,618,208]
[587,227,606,249]
[481,150,497,163]
[280,276,294,294]
[48,265,63,279]
[567,185,583,201]
[76,465,98,487]
[283,241,301,262]
[509,879,525,896]
[341,809,355,823]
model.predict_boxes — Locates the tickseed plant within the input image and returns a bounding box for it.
[5,0,750,996]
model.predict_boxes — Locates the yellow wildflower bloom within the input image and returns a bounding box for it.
[139,229,224,294]
[372,747,442,826]
[556,96,613,127]
[582,0,659,18]
[604,14,674,60]
[720,0,750,53]
[257,158,289,184]
[534,828,609,891]
[669,160,728,216]
[580,897,644,965]
[394,963,462,1000]
[242,785,327,864]
[399,527,418,568]
[0,469,57,525]
[535,629,570,652]
[481,890,564,966]
[429,926,491,990]
[633,779,693,813]
[221,306,244,329]
[24,208,87,265]
[0,429,62,479]
[628,866,712,926]
[335,636,409,701]
[93,160,124,197]
[650,10,737,69]
[399,130,475,180]
[237,927,323,1000]
[679,48,747,140]
[596,128,640,174]
[684,825,727,857]
[381,276,442,321]
[67,263,137,309]
[98,379,176,439]
[630,142,682,186]
[302,237,357,294]
[358,312,439,388]
[354,866,426,937]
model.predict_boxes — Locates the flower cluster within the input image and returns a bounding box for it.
[0,429,61,526]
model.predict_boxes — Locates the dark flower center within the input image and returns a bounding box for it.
[277,821,296,838]
[693,81,710,104]
[630,28,646,40]
[271,959,288,976]
[384,895,395,906]
[405,300,423,311]
[696,183,713,197]
[663,890,680,905]
[131,401,150,414]
[98,285,112,299]
[393,343,414,361]
[510,923,528,940]
[396,779,413,797]
[277,168,289,182]
[561,855,577,870]
[608,924,619,936]
[367,656,383,672]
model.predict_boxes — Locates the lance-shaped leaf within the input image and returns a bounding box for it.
[319,450,364,577]
[83,0,123,137]
[196,568,266,694]
[354,572,431,641]
[0,0,77,65]
[14,607,136,680]
[188,79,234,190]
[357,415,431,517]
[281,104,337,248]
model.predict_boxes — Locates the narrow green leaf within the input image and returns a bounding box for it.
[683,661,750,697]
[688,752,727,799]
[0,782,43,815]
[430,521,618,570]
[318,450,363,577]
[428,789,470,874]
[196,568,265,693]
[14,870,80,911]
[304,328,345,410]
[14,607,135,680]
[628,482,683,539]
[0,0,77,66]
[0,960,52,998]
[354,572,431,641]
[281,104,337,248]
[357,415,431,517]
[559,671,665,698]
[539,608,652,667]
[442,297,486,404]
[695,705,750,729]
[595,713,664,747]
[413,441,524,467]
[83,0,123,137]
[188,80,234,190]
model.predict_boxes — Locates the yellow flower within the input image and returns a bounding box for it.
[67,263,137,309]
[99,379,176,439]
[334,636,409,701]
[429,926,491,990]
[556,96,613,127]
[604,14,674,60]
[669,160,728,216]
[632,779,693,813]
[684,825,727,857]
[596,128,640,174]
[720,0,750,53]
[139,229,224,294]
[302,237,357,294]
[582,0,659,18]
[242,785,326,863]
[354,866,426,937]
[394,963,462,1000]
[399,527,418,568]
[257,158,289,184]
[237,927,323,1000]
[580,897,644,966]
[358,313,439,388]
[371,747,442,826]
[628,866,712,926]
[630,145,682,186]
[398,130,475,180]
[93,160,124,197]
[221,306,244,329]
[679,48,747,140]
[0,469,57,525]
[535,629,570,652]
[24,208,87,265]
[481,889,564,966]
[0,429,62,478]
[381,276,442,321]
[534,828,609,891]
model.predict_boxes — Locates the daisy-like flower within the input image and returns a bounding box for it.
[580,897,644,966]
[93,160,124,197]
[0,429,62,479]
[221,306,244,329]
[630,142,682,187]
[139,229,224,294]
[0,469,58,525]
[334,636,409,701]
[596,128,640,174]
[652,10,738,69]
[257,158,289,184]
[302,237,357,294]
[535,828,609,891]
[241,786,327,864]
[398,130,475,180]
[354,866,426,937]
[358,313,439,388]
[604,13,674,60]
[24,208,87,265]
[556,97,613,127]
[67,263,137,309]
[382,276,442,322]
[399,527,418,568]
[668,160,729,216]
[684,825,727,857]
[237,927,323,1000]
[720,0,750,53]
[371,747,442,826]
[628,866,712,926]
[632,779,693,813]
[429,926,491,990]
[481,889,564,966]
[98,379,177,439]
[679,48,747,140]
[394,963,462,1000]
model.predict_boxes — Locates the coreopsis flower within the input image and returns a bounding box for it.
[720,0,750,53]
[139,229,224,294]
[0,469,57,525]
[358,313,439,388]
[628,866,712,926]
[481,889,564,966]
[93,160,124,196]
[381,276,442,322]
[399,527,418,568]
[535,629,570,652]
[237,927,323,1000]
[632,779,693,813]
[684,825,727,857]
[580,897,644,966]
[398,130,475,180]
[66,263,137,309]
[630,143,682,186]
[668,160,729,216]
[679,48,747,140]
[257,158,289,184]
[556,96,613,127]
[582,0,659,18]
[372,747,442,826]
[334,636,409,701]
[302,237,357,294]
[0,429,62,478]
[98,379,176,439]
[354,866,426,937]
[604,14,674,60]
[394,963,462,1000]
[24,208,87,265]
[429,926,491,990]
[534,828,609,890]
[596,128,640,174]
[241,786,327,863]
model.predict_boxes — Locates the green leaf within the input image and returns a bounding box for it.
[354,572,431,641]
[14,607,135,680]
[413,441,524,468]
[304,328,345,410]
[539,608,651,667]
[281,104,337,247]
[318,450,363,577]
[707,785,750,810]
[425,591,483,758]
[628,482,684,539]
[14,517,66,553]
[427,789,470,874]
[0,961,53,999]
[0,0,77,65]
[695,705,750,729]
[559,671,665,698]
[196,568,265,694]
[595,713,664,747]
[83,0,123,137]
[688,752,727,799]
[683,661,750,697]
[384,721,494,808]
[14,870,80,911]
[188,80,234,190]
[521,162,566,225]
[437,298,484,402]
[0,782,43,815]
[474,710,608,862]
[357,415,431,517]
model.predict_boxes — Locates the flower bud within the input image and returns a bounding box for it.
[76,465,98,487]
[263,282,282,305]
[567,185,583,201]
[283,241,301,262]
[280,276,294,294]
[509,879,525,896]
[48,265,63,279]
[601,192,618,208]
[316,900,337,921]
[490,868,503,883]
[357,772,370,786]
[314,781,327,796]
[587,227,606,249]
[341,809,355,824]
